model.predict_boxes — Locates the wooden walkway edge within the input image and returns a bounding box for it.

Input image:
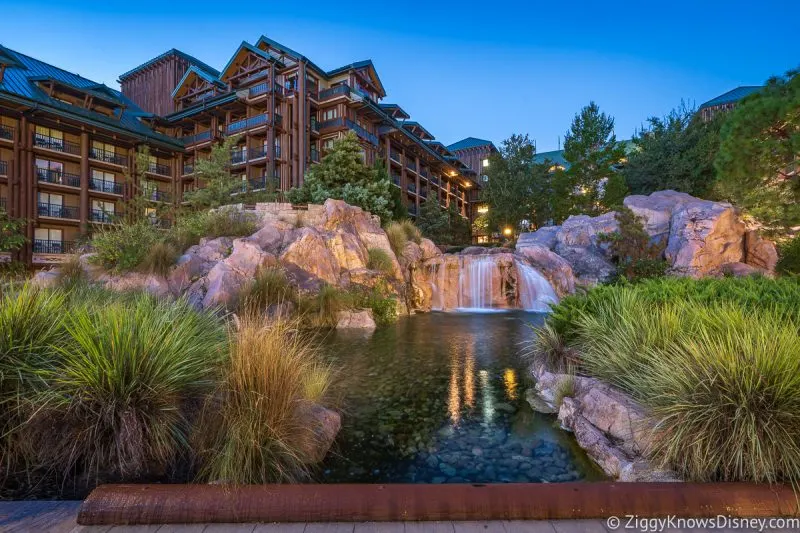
[77,483,800,525]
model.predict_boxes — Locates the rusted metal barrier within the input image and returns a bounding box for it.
[77,483,799,525]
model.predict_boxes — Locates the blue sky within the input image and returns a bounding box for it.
[2,0,797,151]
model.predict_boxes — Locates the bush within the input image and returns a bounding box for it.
[599,207,667,282]
[90,221,162,273]
[348,282,398,326]
[367,247,394,274]
[32,293,227,481]
[139,241,179,277]
[55,255,87,289]
[398,219,422,244]
[197,315,334,483]
[522,322,578,373]
[777,235,800,275]
[239,267,297,315]
[170,209,257,252]
[384,221,408,258]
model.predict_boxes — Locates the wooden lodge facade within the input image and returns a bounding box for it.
[0,37,481,266]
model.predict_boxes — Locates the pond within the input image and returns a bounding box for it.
[319,311,606,484]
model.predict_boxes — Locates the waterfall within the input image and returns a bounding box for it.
[430,263,445,311]
[516,260,559,312]
[457,256,501,312]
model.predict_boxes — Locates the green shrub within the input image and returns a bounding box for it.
[348,282,398,326]
[367,247,394,274]
[239,267,297,314]
[197,315,334,483]
[599,207,667,282]
[32,293,227,481]
[399,219,422,244]
[170,208,258,252]
[523,322,578,373]
[384,221,408,258]
[55,255,87,289]
[139,241,179,277]
[777,235,800,275]
[90,221,162,273]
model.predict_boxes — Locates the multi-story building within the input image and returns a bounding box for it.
[448,137,498,242]
[698,86,762,122]
[0,44,183,266]
[120,36,480,221]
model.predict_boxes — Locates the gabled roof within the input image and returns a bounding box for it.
[699,86,762,109]
[379,103,410,120]
[219,41,276,82]
[447,137,495,152]
[401,120,434,141]
[0,44,182,149]
[171,65,225,99]
[255,35,327,79]
[119,48,219,81]
[327,59,386,97]
[533,149,568,168]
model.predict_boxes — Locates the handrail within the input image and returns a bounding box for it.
[89,178,123,195]
[318,83,350,101]
[33,239,75,254]
[37,168,81,187]
[181,131,212,146]
[148,162,171,176]
[38,202,79,219]
[226,113,269,135]
[34,133,80,155]
[90,147,127,166]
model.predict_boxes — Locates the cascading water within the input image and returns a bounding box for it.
[516,260,559,312]
[456,256,503,312]
[430,263,446,311]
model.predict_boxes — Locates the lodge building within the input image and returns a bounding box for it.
[0,36,480,266]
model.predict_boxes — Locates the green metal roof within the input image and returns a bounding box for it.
[699,86,762,109]
[119,48,220,81]
[534,139,636,170]
[0,44,182,149]
[447,137,496,152]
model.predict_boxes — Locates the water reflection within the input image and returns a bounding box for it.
[448,345,461,425]
[479,369,495,425]
[504,368,518,401]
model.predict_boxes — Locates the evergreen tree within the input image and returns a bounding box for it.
[122,146,159,221]
[715,69,800,234]
[447,202,472,245]
[558,102,626,218]
[416,195,449,242]
[287,132,393,223]
[601,173,629,210]
[184,135,242,210]
[623,103,724,198]
[480,134,537,234]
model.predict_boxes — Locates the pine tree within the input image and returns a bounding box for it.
[184,135,242,210]
[416,195,449,242]
[480,134,536,233]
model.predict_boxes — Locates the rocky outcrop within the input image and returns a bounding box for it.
[528,367,680,482]
[295,402,342,464]
[516,190,779,284]
[335,309,377,329]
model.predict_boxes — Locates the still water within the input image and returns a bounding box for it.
[318,311,605,483]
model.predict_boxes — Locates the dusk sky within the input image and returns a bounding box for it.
[2,0,797,151]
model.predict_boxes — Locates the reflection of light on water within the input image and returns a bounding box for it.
[503,368,518,400]
[464,343,475,408]
[448,346,461,425]
[479,369,495,425]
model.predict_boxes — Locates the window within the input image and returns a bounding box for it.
[36,158,63,173]
[322,138,335,151]
[92,140,116,154]
[38,192,62,206]
[92,199,115,213]
[35,126,63,140]
[322,108,338,121]
[145,207,157,219]
[35,228,62,242]
[92,169,115,181]
[482,158,489,168]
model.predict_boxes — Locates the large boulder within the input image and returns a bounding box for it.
[665,199,745,276]
[623,190,694,244]
[744,230,778,272]
[720,262,769,278]
[555,212,618,257]
[168,252,215,295]
[224,238,277,277]
[335,309,377,329]
[280,228,341,285]
[517,226,559,251]
[419,238,442,261]
[516,244,576,297]
[101,272,170,298]
[557,247,616,285]
[202,263,245,309]
[295,402,342,464]
[327,230,369,272]
[191,237,233,263]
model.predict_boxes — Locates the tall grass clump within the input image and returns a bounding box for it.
[777,234,800,275]
[238,267,297,314]
[522,322,577,373]
[197,315,334,484]
[170,208,257,252]
[399,219,422,244]
[367,247,394,274]
[384,221,408,258]
[32,293,227,482]
[139,241,179,277]
[89,221,162,273]
[55,255,87,289]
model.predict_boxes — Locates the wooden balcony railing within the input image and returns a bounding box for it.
[38,202,79,219]
[90,209,117,223]
[240,70,269,87]
[147,162,171,176]
[0,160,7,177]
[249,82,270,98]
[406,159,417,172]
[183,163,194,175]
[90,147,127,166]
[345,119,379,146]
[319,117,345,131]
[0,125,14,141]
[318,84,350,101]
[181,131,212,146]
[34,134,80,156]
[89,178,123,195]
[407,183,417,194]
[146,189,171,203]
[37,168,81,188]
[226,113,269,135]
[389,151,402,164]
[34,239,75,254]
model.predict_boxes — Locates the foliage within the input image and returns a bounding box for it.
[183,136,243,210]
[399,218,422,244]
[385,221,409,257]
[551,374,576,410]
[287,132,393,223]
[377,159,407,221]
[623,103,724,197]
[89,220,162,273]
[777,235,800,275]
[169,208,257,252]
[554,102,627,221]
[198,315,334,483]
[0,208,26,253]
[715,69,800,234]
[348,282,398,326]
[598,207,667,282]
[140,241,179,277]
[415,196,449,243]
[568,288,800,484]
[367,247,394,274]
[55,255,87,289]
[601,173,629,210]
[31,293,227,481]
[238,267,297,315]
[522,322,578,374]
[446,203,472,246]
[123,146,160,220]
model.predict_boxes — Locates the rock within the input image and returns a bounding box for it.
[280,228,341,285]
[327,230,369,272]
[225,238,277,277]
[250,222,286,254]
[202,263,245,309]
[665,199,745,276]
[517,226,559,251]
[555,212,619,257]
[323,198,383,235]
[556,247,616,285]
[526,388,557,414]
[32,269,59,288]
[296,402,341,464]
[358,230,403,281]
[193,237,233,262]
[419,238,441,261]
[101,272,170,298]
[623,190,694,244]
[720,262,769,278]
[744,230,778,272]
[516,244,576,297]
[169,253,214,295]
[335,309,377,329]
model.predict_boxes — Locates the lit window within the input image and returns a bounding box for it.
[482,159,489,168]
[477,205,489,214]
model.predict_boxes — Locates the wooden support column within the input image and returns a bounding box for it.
[177,152,184,203]
[79,132,89,234]
[297,62,307,185]
[385,137,390,175]
[268,62,277,188]
[11,116,21,219]
[415,155,421,212]
[24,117,34,265]
[400,148,407,208]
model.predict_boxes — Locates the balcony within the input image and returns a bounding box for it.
[345,119,379,146]
[252,146,269,160]
[419,188,428,198]
[89,178,123,195]
[183,163,194,175]
[408,205,418,217]
[0,160,7,177]
[0,198,6,211]
[389,151,402,164]
[181,131,212,146]
[90,147,127,166]
[430,176,440,186]
[38,202,79,220]
[310,149,320,163]
[146,189,171,203]
[318,84,350,101]
[37,168,81,188]
[319,117,345,131]
[33,239,75,254]
[90,209,117,223]
[275,145,282,159]
[34,134,80,156]
[149,217,171,229]
[391,174,401,186]
[147,162,171,176]
[226,113,269,135]
[310,118,320,134]
[407,183,417,194]
[0,125,14,141]
[248,176,280,192]
[231,149,248,165]
[248,82,270,98]
[307,85,319,100]
[421,168,429,179]
[406,159,417,173]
